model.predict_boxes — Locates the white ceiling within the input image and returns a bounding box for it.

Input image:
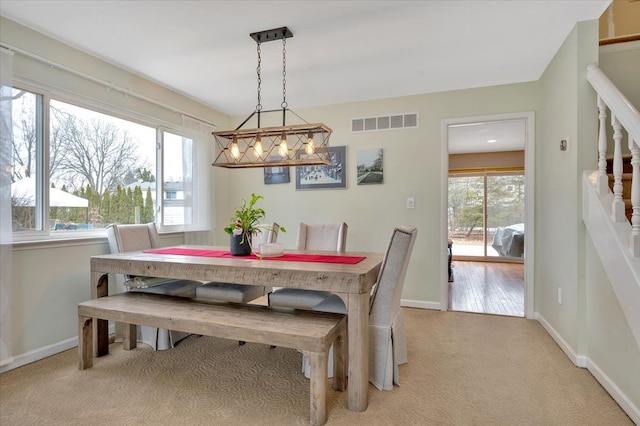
[0,0,610,152]
[448,119,527,154]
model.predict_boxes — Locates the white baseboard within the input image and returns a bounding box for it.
[0,336,78,373]
[401,299,442,310]
[536,312,639,423]
[586,357,640,425]
[535,312,584,366]
[0,324,115,374]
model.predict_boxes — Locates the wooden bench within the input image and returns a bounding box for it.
[78,292,346,426]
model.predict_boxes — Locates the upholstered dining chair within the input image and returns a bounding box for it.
[267,222,348,309]
[106,223,203,350]
[196,223,280,303]
[299,226,417,391]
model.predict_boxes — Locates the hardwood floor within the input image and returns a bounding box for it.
[448,261,524,317]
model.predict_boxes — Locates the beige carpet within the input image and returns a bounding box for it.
[0,308,633,425]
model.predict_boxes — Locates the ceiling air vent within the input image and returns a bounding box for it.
[351,113,418,133]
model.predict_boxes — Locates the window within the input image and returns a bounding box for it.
[9,86,202,238]
[10,89,43,232]
[161,131,191,226]
[448,172,525,259]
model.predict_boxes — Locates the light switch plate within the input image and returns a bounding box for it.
[407,197,415,209]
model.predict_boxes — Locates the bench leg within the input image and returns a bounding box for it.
[78,315,93,370]
[333,331,346,392]
[308,350,328,426]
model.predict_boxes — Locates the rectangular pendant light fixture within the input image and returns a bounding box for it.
[212,27,332,168]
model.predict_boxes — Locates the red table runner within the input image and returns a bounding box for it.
[143,247,366,264]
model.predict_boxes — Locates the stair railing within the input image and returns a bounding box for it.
[587,63,640,256]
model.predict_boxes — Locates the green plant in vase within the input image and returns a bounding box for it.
[224,193,285,256]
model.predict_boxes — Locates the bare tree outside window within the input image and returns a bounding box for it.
[10,89,158,232]
[10,90,37,182]
[50,100,152,195]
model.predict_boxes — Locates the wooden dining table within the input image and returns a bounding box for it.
[90,245,384,412]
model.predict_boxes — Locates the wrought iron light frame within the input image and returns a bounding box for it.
[212,27,332,168]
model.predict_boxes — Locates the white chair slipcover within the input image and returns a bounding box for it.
[301,226,417,391]
[106,223,203,350]
[296,222,348,251]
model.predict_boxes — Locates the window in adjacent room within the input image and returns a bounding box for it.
[447,172,525,259]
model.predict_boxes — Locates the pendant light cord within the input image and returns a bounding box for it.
[281,36,287,109]
[256,39,262,113]
[281,36,287,126]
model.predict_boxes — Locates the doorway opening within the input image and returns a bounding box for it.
[441,112,534,318]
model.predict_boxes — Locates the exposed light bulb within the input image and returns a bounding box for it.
[254,137,263,158]
[279,135,288,157]
[305,135,315,155]
[230,139,240,159]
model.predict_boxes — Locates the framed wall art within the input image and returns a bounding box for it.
[356,148,383,185]
[295,146,347,190]
[263,156,290,184]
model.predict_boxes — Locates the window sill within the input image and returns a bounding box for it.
[11,229,186,251]
[11,232,109,251]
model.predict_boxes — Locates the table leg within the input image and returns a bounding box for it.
[333,330,346,392]
[92,272,109,357]
[347,292,369,411]
[123,323,137,350]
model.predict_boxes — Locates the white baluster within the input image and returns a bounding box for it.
[611,116,626,222]
[597,96,609,194]
[629,138,640,256]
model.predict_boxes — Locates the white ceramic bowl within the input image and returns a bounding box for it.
[259,243,284,257]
